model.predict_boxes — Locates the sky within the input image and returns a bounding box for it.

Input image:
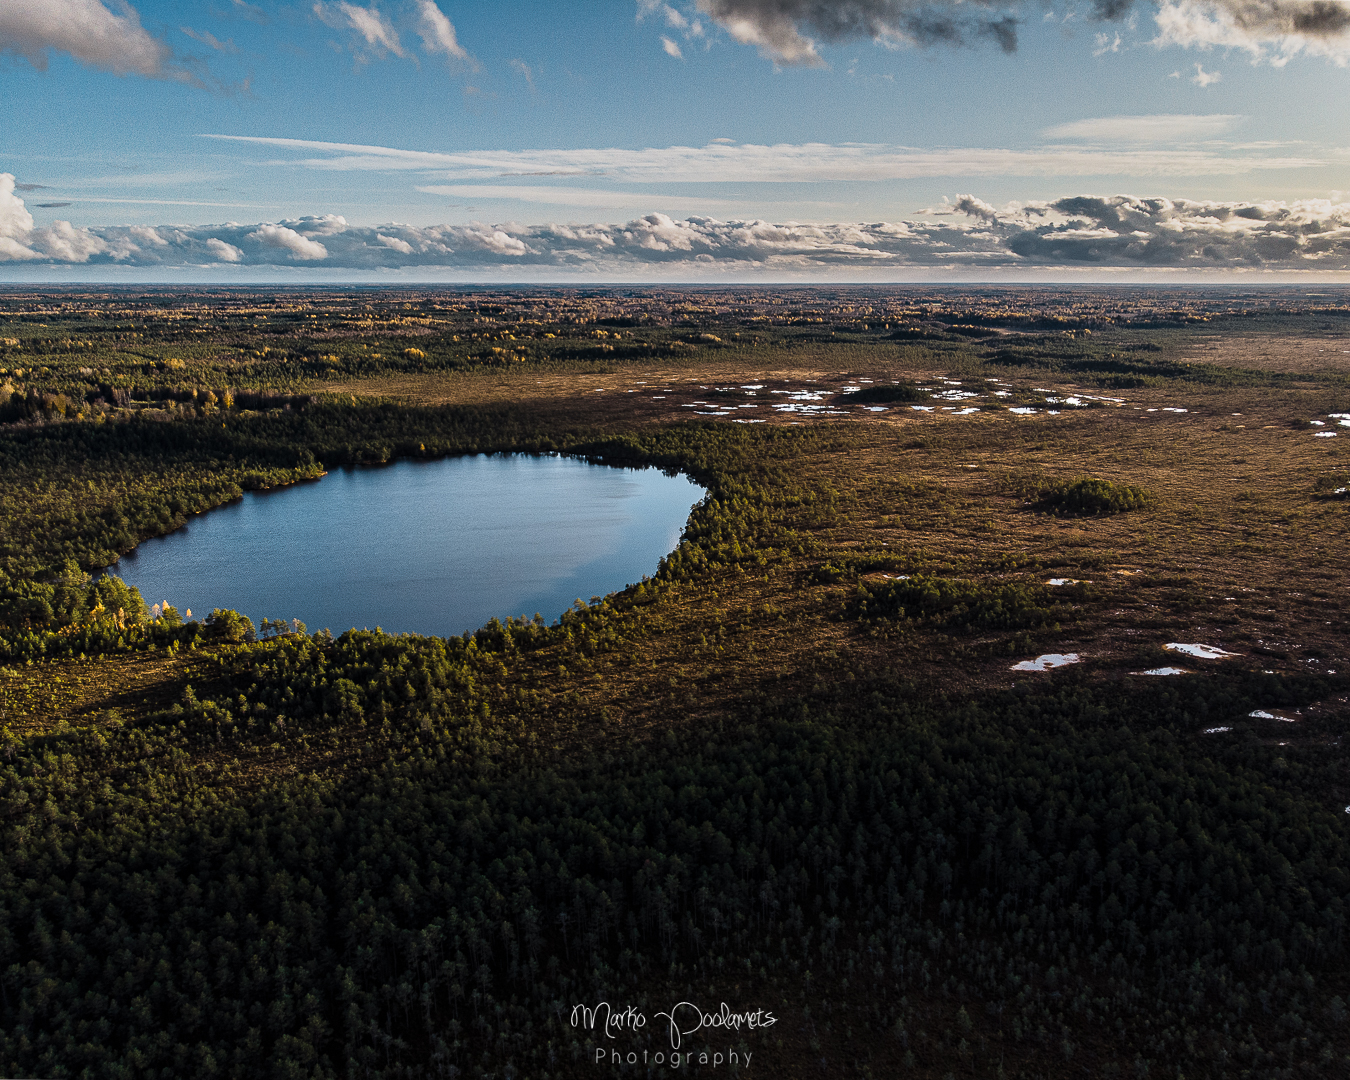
[2,0,1350,280]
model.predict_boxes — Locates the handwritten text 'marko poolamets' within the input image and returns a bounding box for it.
[572,1001,776,1067]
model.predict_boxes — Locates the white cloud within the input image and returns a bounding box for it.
[206,237,244,262]
[313,1,405,59]
[377,233,414,253]
[700,2,824,65]
[1153,0,1350,66]
[639,1,705,34]
[0,174,38,261]
[509,57,534,88]
[0,0,171,78]
[127,225,169,247]
[32,219,108,262]
[413,0,468,61]
[662,34,685,57]
[1043,113,1243,142]
[248,223,330,259]
[1093,31,1122,55]
[204,134,1327,181]
[1191,62,1222,84]
[181,27,236,53]
[952,194,1000,222]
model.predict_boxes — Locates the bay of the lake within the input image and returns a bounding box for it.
[112,454,704,637]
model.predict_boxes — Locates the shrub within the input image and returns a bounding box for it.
[851,574,1060,630]
[204,608,256,643]
[841,382,925,404]
[1313,474,1348,500]
[1040,477,1154,515]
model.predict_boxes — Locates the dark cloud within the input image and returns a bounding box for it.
[1005,194,1350,266]
[1091,0,1135,20]
[725,0,1006,42]
[1140,0,1350,62]
[691,0,1350,61]
[35,202,72,208]
[694,0,1022,60]
[1285,0,1350,34]
[981,15,1018,51]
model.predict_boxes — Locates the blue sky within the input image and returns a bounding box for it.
[2,0,1350,278]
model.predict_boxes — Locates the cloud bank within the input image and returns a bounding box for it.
[673,0,1350,65]
[4,176,1350,274]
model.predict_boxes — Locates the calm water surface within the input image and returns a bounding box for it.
[113,454,704,636]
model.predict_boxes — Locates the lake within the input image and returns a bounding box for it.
[112,454,704,637]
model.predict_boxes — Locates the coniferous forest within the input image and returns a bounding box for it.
[1,286,1348,1079]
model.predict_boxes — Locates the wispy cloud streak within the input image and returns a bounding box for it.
[201,135,1326,180]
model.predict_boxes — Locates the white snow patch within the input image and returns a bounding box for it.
[1011,653,1081,672]
[1141,667,1189,676]
[1165,643,1241,660]
[1203,726,1232,734]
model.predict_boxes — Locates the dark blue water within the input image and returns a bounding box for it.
[112,454,704,636]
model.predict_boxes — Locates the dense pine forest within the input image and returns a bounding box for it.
[1,286,1348,1079]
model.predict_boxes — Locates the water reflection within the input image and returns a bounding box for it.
[114,454,704,637]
